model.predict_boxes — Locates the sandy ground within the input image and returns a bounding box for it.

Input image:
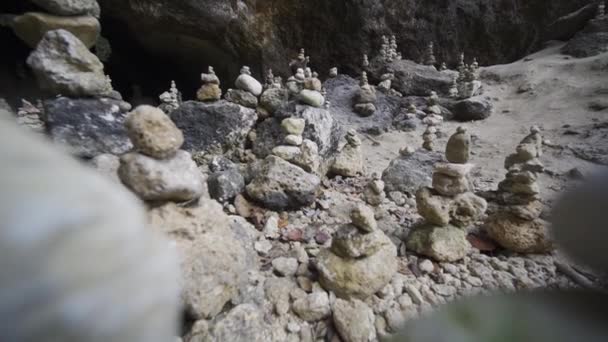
[361,42,608,207]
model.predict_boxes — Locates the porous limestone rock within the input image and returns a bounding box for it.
[27,29,107,96]
[125,105,184,159]
[12,12,100,48]
[332,298,377,342]
[246,156,321,210]
[485,212,552,253]
[292,292,331,322]
[118,150,204,202]
[43,96,132,157]
[331,130,364,177]
[207,168,245,203]
[406,225,471,262]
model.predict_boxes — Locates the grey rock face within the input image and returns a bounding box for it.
[31,0,101,17]
[125,105,184,159]
[376,59,454,96]
[451,96,493,121]
[562,18,608,58]
[43,96,132,158]
[27,29,107,97]
[118,150,204,202]
[170,100,257,155]
[246,156,321,210]
[333,298,377,342]
[382,150,443,196]
[225,89,259,108]
[207,168,245,203]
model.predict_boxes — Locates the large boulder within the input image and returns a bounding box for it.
[406,225,471,262]
[562,18,608,58]
[253,103,343,175]
[27,29,107,97]
[95,0,588,81]
[382,150,443,196]
[148,200,258,320]
[246,156,321,210]
[544,3,598,41]
[170,100,257,155]
[31,0,101,17]
[43,96,132,158]
[451,96,493,121]
[485,212,553,254]
[11,12,100,48]
[323,75,401,135]
[377,59,454,96]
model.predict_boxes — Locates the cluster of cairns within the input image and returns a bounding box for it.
[118,105,204,202]
[408,127,488,262]
[330,129,365,177]
[485,126,553,253]
[353,72,377,116]
[285,49,326,108]
[456,53,482,99]
[379,35,402,63]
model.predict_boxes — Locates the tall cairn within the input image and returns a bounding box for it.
[484,126,553,253]
[407,127,487,262]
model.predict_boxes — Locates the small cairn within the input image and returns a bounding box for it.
[329,67,338,78]
[424,42,436,68]
[299,70,325,108]
[471,57,479,71]
[264,68,275,89]
[289,48,309,74]
[363,174,386,206]
[362,54,370,68]
[457,63,482,99]
[407,127,487,262]
[16,99,45,133]
[159,80,181,113]
[226,66,263,108]
[484,126,552,253]
[315,205,398,299]
[118,105,204,202]
[272,117,320,174]
[388,35,399,60]
[439,62,447,71]
[422,125,437,151]
[377,72,394,93]
[196,66,221,102]
[353,71,376,117]
[448,75,459,98]
[331,129,364,177]
[380,35,390,62]
[598,2,606,19]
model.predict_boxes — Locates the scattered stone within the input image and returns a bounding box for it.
[31,0,100,17]
[207,168,245,203]
[272,257,299,277]
[332,298,377,342]
[292,292,331,322]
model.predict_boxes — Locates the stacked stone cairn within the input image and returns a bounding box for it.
[272,117,320,174]
[377,72,394,93]
[457,58,482,99]
[380,35,400,63]
[363,174,386,207]
[289,48,310,74]
[424,42,436,68]
[329,67,338,78]
[330,129,364,177]
[315,204,398,299]
[407,127,488,262]
[484,126,553,253]
[598,2,606,19]
[118,105,204,202]
[299,71,325,108]
[353,71,377,117]
[362,54,370,68]
[159,80,180,113]
[421,91,444,151]
[196,66,222,102]
[439,62,448,71]
[422,125,437,151]
[449,74,459,98]
[224,66,263,109]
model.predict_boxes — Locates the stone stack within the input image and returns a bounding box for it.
[363,174,386,206]
[159,80,180,113]
[315,205,398,299]
[225,66,262,108]
[353,72,377,117]
[362,54,370,68]
[329,67,338,78]
[424,42,436,67]
[197,66,222,102]
[271,117,321,174]
[407,127,487,262]
[299,71,325,108]
[118,105,204,202]
[377,72,394,93]
[457,64,482,99]
[422,125,437,151]
[485,126,553,253]
[289,48,309,74]
[330,129,364,177]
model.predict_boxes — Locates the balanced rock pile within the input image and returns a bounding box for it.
[353,72,377,117]
[225,66,262,108]
[457,54,482,99]
[485,126,553,253]
[118,105,204,202]
[159,80,180,113]
[299,71,325,108]
[315,204,398,299]
[408,127,487,262]
[363,174,386,207]
[247,117,321,210]
[197,66,222,102]
[330,129,364,177]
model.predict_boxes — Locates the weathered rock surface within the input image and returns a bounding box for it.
[31,0,101,17]
[148,200,258,320]
[246,156,321,210]
[12,12,100,48]
[407,225,471,262]
[119,150,204,202]
[170,100,257,155]
[207,168,245,203]
[260,88,289,114]
[333,298,377,342]
[451,96,493,121]
[27,29,107,97]
[125,105,184,159]
[43,96,132,157]
[485,212,552,254]
[382,150,443,196]
[373,59,454,96]
[225,89,259,109]
[562,18,608,58]
[545,3,598,41]
[96,0,588,81]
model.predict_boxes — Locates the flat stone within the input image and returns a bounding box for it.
[13,12,100,48]
[125,105,184,159]
[406,225,471,262]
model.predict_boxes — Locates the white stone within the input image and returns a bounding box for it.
[235,74,263,96]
